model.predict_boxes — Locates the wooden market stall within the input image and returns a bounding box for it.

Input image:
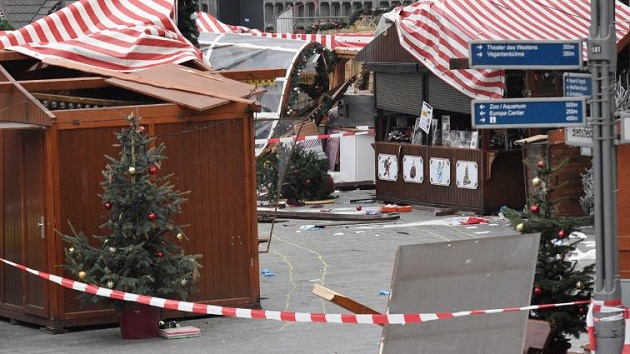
[0,53,262,331]
[355,26,526,213]
[354,0,630,214]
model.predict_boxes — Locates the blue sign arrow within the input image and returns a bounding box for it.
[471,98,587,129]
[563,72,592,98]
[469,40,584,69]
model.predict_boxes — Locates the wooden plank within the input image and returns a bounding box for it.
[18,77,108,91]
[311,284,383,326]
[0,50,33,62]
[52,101,249,130]
[257,208,400,221]
[43,58,256,105]
[106,77,228,111]
[219,68,286,81]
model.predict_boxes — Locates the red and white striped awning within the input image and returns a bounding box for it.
[196,11,262,35]
[0,0,201,72]
[196,11,373,51]
[391,0,630,99]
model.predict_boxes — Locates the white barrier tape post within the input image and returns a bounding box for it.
[587,300,630,354]
[0,256,591,325]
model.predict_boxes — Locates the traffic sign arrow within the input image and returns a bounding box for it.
[471,97,586,129]
[468,39,584,69]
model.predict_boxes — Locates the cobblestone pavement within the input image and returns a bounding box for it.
[0,189,595,353]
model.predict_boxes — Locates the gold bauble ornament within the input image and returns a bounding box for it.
[128,166,137,175]
[176,232,184,240]
[516,223,525,233]
[576,281,584,290]
[78,271,87,279]
[532,177,541,187]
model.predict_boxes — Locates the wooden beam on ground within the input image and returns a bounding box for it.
[312,284,383,327]
[257,208,400,221]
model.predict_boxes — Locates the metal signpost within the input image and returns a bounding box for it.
[472,97,586,129]
[469,39,584,69]
[589,0,625,352]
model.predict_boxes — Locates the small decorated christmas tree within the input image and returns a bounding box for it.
[504,156,594,351]
[62,114,201,311]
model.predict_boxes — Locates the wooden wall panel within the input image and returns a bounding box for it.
[355,26,418,64]
[375,142,487,211]
[375,142,402,202]
[156,119,255,303]
[374,142,524,213]
[57,127,120,315]
[1,130,23,307]
[618,145,630,278]
[56,117,258,318]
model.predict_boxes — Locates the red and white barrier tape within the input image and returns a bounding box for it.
[1,257,589,325]
[254,129,374,145]
[586,299,630,353]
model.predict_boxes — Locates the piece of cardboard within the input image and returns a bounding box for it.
[380,233,540,354]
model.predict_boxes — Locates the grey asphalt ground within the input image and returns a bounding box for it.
[0,189,595,353]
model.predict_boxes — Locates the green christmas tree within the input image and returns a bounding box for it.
[177,0,200,48]
[62,114,201,310]
[504,156,594,351]
[257,144,334,203]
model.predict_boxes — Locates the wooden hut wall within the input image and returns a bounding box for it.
[375,142,486,211]
[155,120,257,304]
[56,126,120,318]
[355,26,418,64]
[51,104,259,325]
[375,142,524,213]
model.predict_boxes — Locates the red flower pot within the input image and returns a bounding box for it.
[119,303,160,339]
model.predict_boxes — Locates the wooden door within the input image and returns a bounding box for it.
[22,130,47,317]
[0,129,47,317]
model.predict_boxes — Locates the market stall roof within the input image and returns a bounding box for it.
[196,11,373,52]
[0,0,201,72]
[366,0,630,99]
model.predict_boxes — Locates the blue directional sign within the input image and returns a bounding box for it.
[472,97,587,129]
[563,72,592,98]
[469,40,584,69]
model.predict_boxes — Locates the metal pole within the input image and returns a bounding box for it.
[589,0,624,352]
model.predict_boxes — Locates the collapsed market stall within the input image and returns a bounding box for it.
[0,0,261,331]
